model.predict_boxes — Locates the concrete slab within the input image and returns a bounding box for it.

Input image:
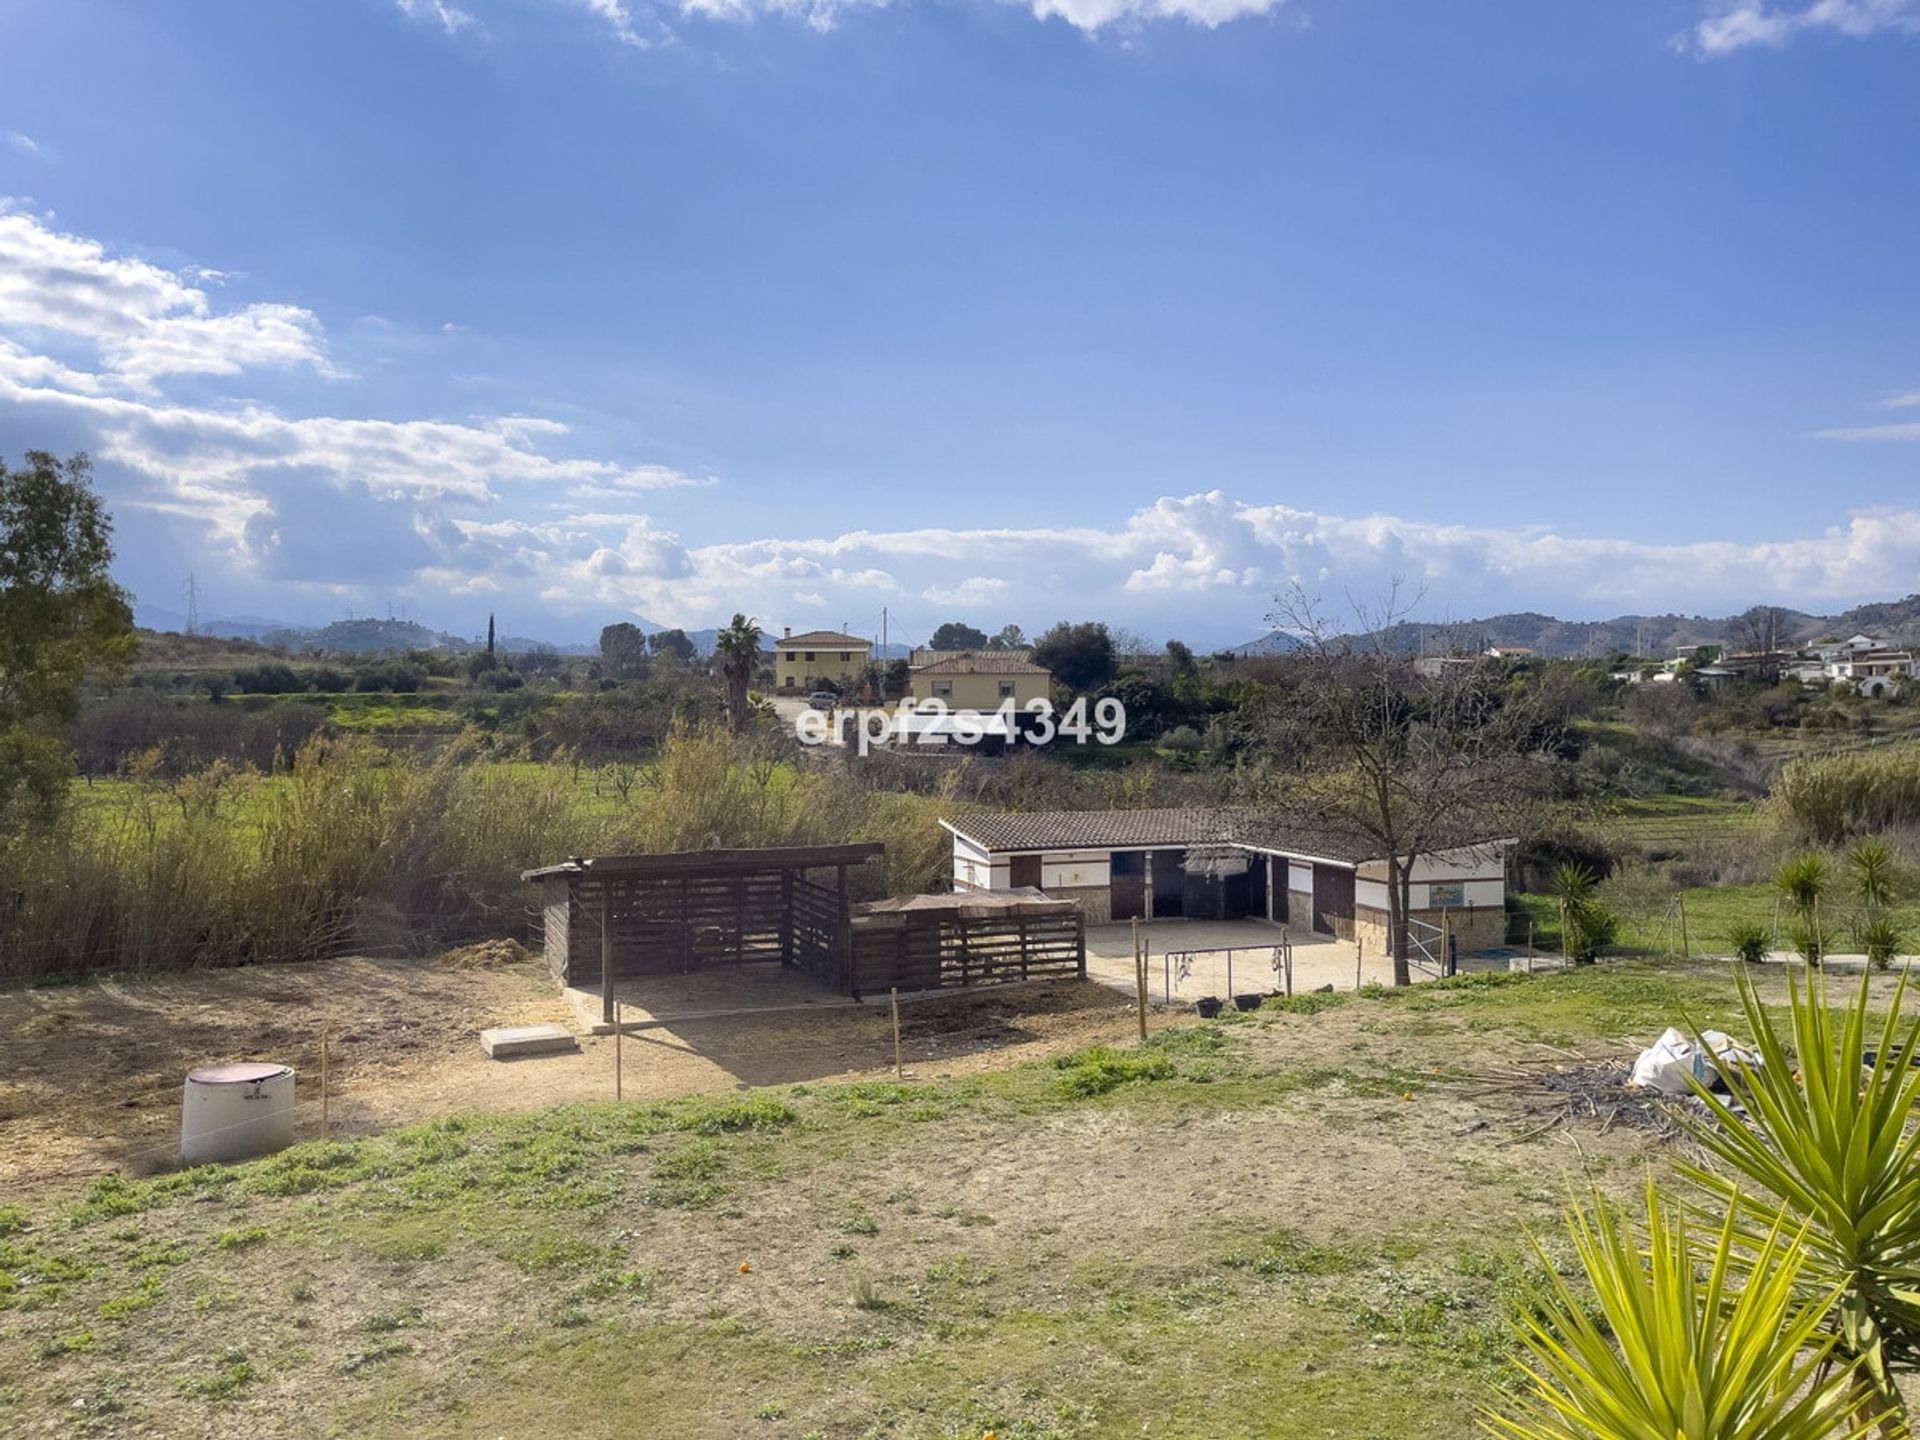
[481,1023,580,1059]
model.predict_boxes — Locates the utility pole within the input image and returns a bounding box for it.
[182,571,200,636]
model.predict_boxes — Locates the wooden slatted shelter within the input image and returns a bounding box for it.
[523,844,885,1022]
[849,889,1086,995]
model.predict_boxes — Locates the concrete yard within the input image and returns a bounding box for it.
[1084,917,1544,1006]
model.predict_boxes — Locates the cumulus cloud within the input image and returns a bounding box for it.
[436,493,1920,636]
[922,576,1011,606]
[5,133,39,155]
[0,212,339,390]
[0,212,711,594]
[1686,0,1920,55]
[9,210,1920,646]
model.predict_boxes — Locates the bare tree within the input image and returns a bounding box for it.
[1729,604,1790,659]
[1261,582,1559,985]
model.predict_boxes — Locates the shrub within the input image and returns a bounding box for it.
[1774,749,1920,844]
[1724,919,1769,965]
[1789,921,1824,968]
[1856,916,1905,972]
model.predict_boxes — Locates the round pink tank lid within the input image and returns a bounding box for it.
[187,1062,291,1085]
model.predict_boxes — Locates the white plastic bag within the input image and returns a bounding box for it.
[1629,1027,1760,1095]
[1630,1027,1705,1095]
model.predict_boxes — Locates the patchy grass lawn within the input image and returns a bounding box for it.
[0,961,1858,1439]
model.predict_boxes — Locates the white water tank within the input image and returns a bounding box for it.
[180,1062,296,1165]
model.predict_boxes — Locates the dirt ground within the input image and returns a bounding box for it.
[0,951,1149,1192]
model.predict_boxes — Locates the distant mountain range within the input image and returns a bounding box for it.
[136,594,1920,664]
[130,605,915,660]
[1229,595,1920,660]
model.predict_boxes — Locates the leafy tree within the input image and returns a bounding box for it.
[928,621,988,651]
[1031,620,1117,692]
[714,613,762,732]
[987,624,1026,650]
[598,622,648,681]
[0,451,133,825]
[649,627,696,664]
[1165,638,1197,676]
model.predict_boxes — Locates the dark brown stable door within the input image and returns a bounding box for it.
[1312,864,1355,936]
[1109,850,1145,920]
[1010,854,1043,890]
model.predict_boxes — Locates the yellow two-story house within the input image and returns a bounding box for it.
[908,653,1052,709]
[774,629,872,692]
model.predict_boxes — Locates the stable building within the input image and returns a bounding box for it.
[941,807,1512,954]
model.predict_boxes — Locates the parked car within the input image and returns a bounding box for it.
[807,691,840,711]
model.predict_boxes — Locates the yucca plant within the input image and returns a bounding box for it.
[1485,1182,1868,1440]
[1551,863,1619,965]
[1856,917,1908,974]
[1774,852,1829,965]
[1848,838,1901,916]
[1681,969,1920,1424]
[1725,919,1770,966]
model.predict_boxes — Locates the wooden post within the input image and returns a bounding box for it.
[614,999,623,1102]
[601,879,615,1028]
[1355,934,1363,991]
[1526,919,1535,974]
[836,863,853,994]
[1678,895,1691,961]
[890,987,903,1079]
[1559,897,1571,966]
[1132,917,1147,1043]
[1441,909,1452,978]
[319,1027,330,1141]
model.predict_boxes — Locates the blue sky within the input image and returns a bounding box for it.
[1,0,1918,649]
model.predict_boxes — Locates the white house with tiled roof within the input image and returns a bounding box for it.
[774,628,871,693]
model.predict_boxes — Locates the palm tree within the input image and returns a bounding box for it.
[714,614,762,733]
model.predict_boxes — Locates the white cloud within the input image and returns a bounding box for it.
[922,576,1011,606]
[0,212,339,390]
[399,0,1280,43]
[395,0,477,34]
[11,209,1920,646]
[1815,420,1920,441]
[1687,0,1920,55]
[5,133,39,155]
[1886,390,1920,408]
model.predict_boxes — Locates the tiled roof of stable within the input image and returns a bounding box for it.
[775,631,870,648]
[944,807,1511,867]
[944,807,1228,853]
[913,653,1050,675]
